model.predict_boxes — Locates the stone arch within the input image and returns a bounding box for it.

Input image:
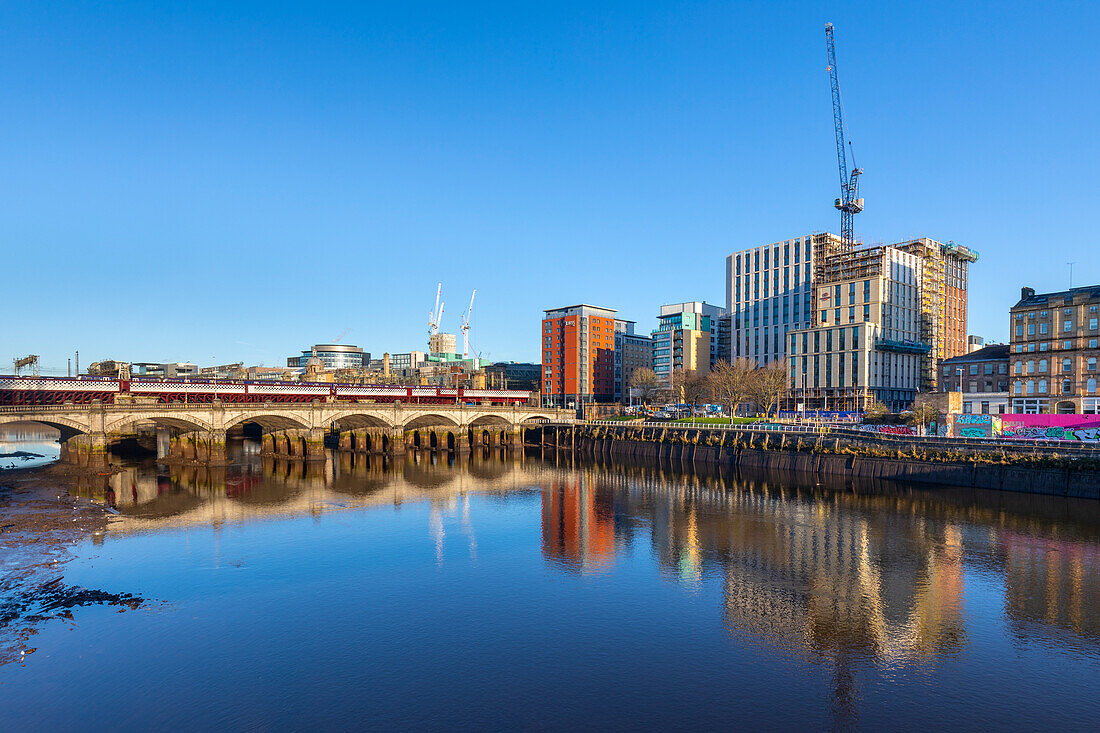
[468,414,511,428]
[402,414,460,431]
[1055,400,1077,415]
[224,413,310,433]
[327,411,393,431]
[104,414,213,436]
[0,416,87,443]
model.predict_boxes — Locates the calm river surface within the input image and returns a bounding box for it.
[2,442,1100,730]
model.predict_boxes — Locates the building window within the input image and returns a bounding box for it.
[1064,321,1073,332]
[1027,360,1035,374]
[1028,323,1035,336]
[1038,379,1047,394]
[1040,323,1049,335]
[1063,358,1073,372]
[969,364,979,375]
[1014,381,1022,395]
[1091,318,1099,330]
[1088,377,1097,395]
[1063,379,1073,394]
[1027,380,1035,395]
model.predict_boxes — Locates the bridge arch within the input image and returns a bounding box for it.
[468,414,511,427]
[401,414,460,430]
[223,413,310,433]
[326,411,393,431]
[0,416,87,442]
[104,414,213,436]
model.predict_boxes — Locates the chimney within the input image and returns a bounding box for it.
[383,352,391,377]
[1021,286,1035,301]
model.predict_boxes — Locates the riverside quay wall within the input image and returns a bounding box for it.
[527,424,1100,500]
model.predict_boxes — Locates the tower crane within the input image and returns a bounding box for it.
[826,23,863,249]
[461,290,477,359]
[428,283,444,345]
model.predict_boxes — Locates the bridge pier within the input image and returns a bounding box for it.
[62,434,108,468]
[305,428,325,460]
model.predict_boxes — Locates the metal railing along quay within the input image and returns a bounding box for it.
[540,419,1100,457]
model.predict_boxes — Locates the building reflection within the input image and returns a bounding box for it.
[540,476,617,572]
[68,445,1100,667]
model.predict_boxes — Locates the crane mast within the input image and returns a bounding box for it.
[826,23,863,250]
[428,282,443,347]
[461,289,477,359]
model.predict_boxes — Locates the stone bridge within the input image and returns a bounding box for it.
[0,401,569,464]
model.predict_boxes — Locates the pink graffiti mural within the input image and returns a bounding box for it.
[1000,414,1100,442]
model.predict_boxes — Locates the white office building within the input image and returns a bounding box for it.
[724,234,843,365]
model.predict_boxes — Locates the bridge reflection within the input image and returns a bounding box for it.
[70,447,1100,668]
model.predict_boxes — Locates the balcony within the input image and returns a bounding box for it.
[875,338,931,354]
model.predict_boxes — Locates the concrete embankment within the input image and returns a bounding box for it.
[535,426,1100,500]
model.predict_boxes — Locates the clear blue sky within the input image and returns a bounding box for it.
[3,1,1097,373]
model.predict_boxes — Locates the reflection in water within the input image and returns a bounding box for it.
[0,423,60,470]
[37,443,1100,726]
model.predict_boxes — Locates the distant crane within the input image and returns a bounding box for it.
[461,290,477,358]
[428,282,444,347]
[826,22,863,249]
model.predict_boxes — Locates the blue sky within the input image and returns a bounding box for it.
[2,1,1097,373]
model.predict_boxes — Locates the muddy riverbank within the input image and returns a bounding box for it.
[0,463,144,667]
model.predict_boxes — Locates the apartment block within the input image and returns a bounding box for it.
[651,301,722,386]
[894,238,976,389]
[542,305,618,407]
[1009,285,1100,414]
[724,233,845,365]
[788,245,925,412]
[614,321,652,403]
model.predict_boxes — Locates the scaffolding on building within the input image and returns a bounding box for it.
[819,243,882,285]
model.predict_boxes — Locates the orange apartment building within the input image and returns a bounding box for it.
[542,304,618,407]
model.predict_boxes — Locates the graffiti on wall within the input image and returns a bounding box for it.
[1000,414,1100,442]
[856,425,917,436]
[1002,425,1100,442]
[947,413,1001,439]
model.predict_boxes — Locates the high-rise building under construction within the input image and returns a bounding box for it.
[725,234,977,411]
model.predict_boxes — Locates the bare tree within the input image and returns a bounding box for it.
[748,359,790,418]
[908,395,941,435]
[629,367,661,406]
[671,368,712,421]
[708,358,758,423]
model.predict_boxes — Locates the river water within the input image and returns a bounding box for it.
[2,440,1099,730]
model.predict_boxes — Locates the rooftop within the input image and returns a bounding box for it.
[941,344,1010,364]
[544,304,617,315]
[1014,284,1100,308]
